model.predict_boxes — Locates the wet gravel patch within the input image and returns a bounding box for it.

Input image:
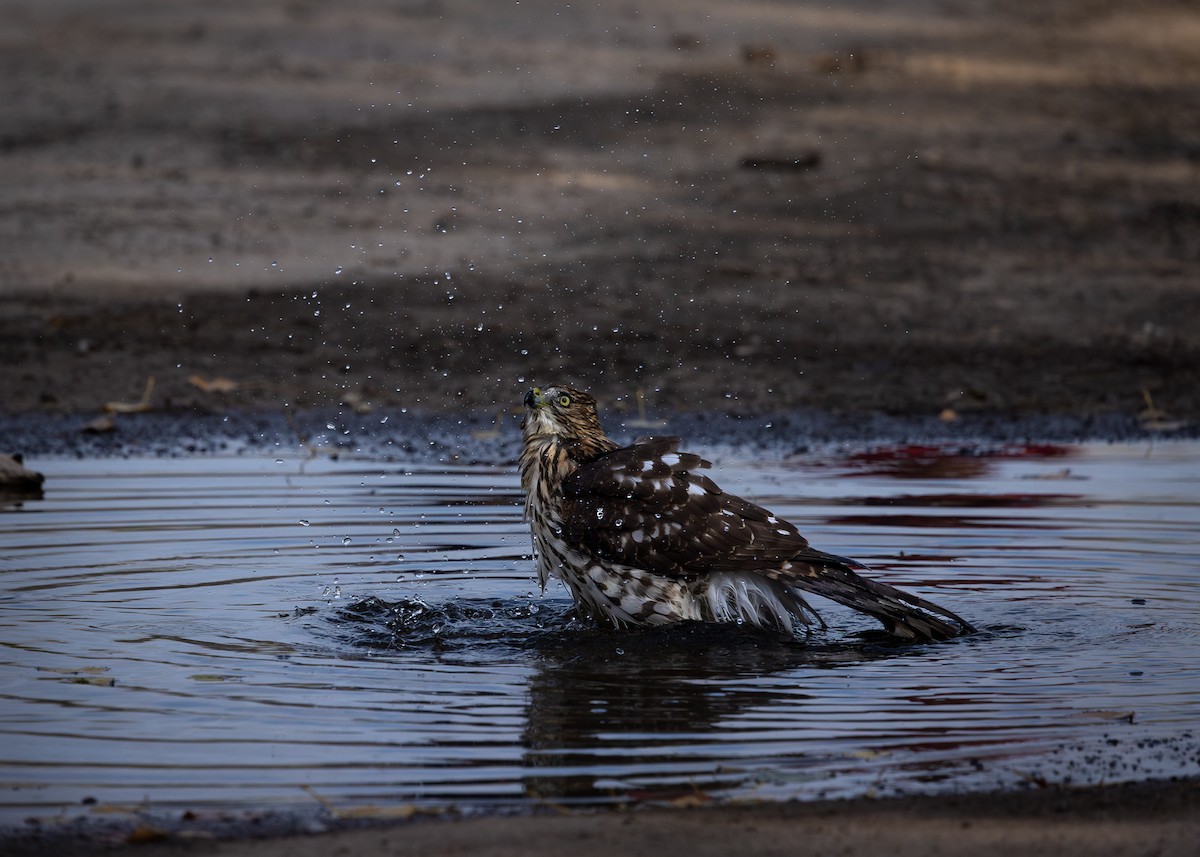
[0,407,1188,464]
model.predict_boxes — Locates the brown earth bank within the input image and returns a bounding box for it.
[1,0,1198,427]
[5,777,1199,857]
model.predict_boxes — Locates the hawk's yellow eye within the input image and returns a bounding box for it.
[559,395,571,407]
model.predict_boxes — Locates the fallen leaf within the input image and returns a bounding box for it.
[104,401,151,414]
[188,375,240,394]
[126,825,169,844]
[68,676,116,686]
[666,793,714,808]
[1140,418,1189,432]
[625,386,669,429]
[849,749,890,760]
[627,788,713,806]
[302,786,433,820]
[104,376,156,413]
[1138,389,1188,431]
[1020,468,1086,481]
[38,666,110,675]
[1072,709,1136,724]
[82,414,116,433]
[333,803,418,820]
[340,391,373,414]
[38,666,115,685]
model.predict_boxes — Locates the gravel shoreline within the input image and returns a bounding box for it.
[4,777,1198,857]
[2,406,1193,466]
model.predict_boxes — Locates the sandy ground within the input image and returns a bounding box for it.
[2,0,1199,852]
[1,0,1198,424]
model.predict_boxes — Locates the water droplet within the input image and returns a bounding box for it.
[299,519,310,527]
[343,537,352,546]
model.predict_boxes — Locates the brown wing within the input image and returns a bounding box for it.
[559,437,838,578]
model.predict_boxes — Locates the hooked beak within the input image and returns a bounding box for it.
[524,387,546,409]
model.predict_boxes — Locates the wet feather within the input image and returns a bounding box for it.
[519,384,975,641]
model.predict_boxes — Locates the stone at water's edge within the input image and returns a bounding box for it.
[0,453,44,497]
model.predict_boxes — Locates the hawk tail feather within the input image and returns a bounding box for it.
[704,572,827,632]
[786,561,975,642]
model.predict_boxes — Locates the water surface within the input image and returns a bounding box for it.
[1,441,1198,824]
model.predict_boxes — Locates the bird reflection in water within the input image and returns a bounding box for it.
[518,621,925,803]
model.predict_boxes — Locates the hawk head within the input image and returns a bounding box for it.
[522,384,610,455]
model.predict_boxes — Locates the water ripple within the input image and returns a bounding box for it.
[1,443,1198,824]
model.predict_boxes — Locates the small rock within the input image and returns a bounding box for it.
[741,42,776,65]
[812,50,867,73]
[670,33,703,51]
[0,453,44,496]
[82,413,117,434]
[740,150,822,171]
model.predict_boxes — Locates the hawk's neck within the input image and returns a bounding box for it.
[519,431,615,517]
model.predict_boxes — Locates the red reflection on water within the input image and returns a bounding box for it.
[859,493,1083,509]
[826,514,1037,530]
[843,444,1073,479]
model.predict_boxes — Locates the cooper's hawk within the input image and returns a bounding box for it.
[519,384,974,641]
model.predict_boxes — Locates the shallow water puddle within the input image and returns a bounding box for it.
[1,441,1198,824]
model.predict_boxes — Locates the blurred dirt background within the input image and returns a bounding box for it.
[1,0,1197,425]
